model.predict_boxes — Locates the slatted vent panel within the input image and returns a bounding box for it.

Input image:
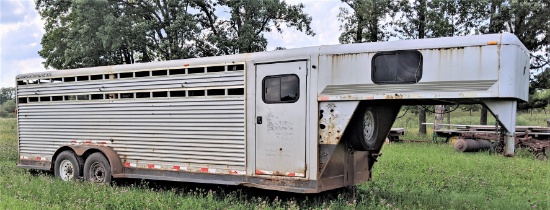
[18,71,246,171]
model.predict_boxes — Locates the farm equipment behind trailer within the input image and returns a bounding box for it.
[435,125,550,160]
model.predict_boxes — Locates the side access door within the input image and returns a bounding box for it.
[255,60,308,177]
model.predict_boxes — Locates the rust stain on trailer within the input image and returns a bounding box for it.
[319,103,341,145]
[384,94,404,99]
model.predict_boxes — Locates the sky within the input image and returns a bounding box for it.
[0,0,345,87]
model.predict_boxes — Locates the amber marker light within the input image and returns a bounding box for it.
[487,41,498,45]
[183,63,189,66]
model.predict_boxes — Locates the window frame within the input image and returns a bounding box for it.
[371,50,423,84]
[262,74,300,104]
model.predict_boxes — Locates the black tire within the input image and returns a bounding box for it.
[54,151,81,181]
[349,105,401,151]
[83,153,112,183]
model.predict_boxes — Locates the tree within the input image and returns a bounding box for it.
[2,100,16,113]
[461,104,481,116]
[530,67,550,93]
[394,0,487,39]
[338,0,395,43]
[36,0,315,69]
[194,0,314,55]
[392,0,486,134]
[478,0,550,124]
[519,67,550,112]
[36,0,145,69]
[0,87,15,104]
[0,100,16,118]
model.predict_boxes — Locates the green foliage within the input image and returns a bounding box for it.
[36,0,315,69]
[531,67,550,93]
[338,0,395,43]
[480,0,549,70]
[0,87,15,104]
[2,100,16,113]
[195,0,314,55]
[36,0,139,69]
[460,104,481,116]
[394,0,487,39]
[0,100,16,118]
[520,68,550,111]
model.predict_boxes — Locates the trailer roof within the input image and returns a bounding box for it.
[17,33,527,80]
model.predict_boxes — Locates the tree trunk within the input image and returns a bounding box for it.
[480,107,488,125]
[355,16,363,43]
[435,105,444,130]
[445,105,451,129]
[417,0,427,135]
[418,0,425,39]
[418,106,427,135]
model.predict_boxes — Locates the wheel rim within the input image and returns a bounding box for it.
[89,162,106,183]
[59,159,75,181]
[363,111,375,141]
[535,153,548,161]
[449,136,460,145]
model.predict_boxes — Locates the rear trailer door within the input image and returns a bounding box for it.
[254,61,308,177]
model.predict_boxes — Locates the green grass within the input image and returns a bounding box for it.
[1,113,549,209]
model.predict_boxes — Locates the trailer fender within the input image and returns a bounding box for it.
[67,145,124,176]
[348,102,401,152]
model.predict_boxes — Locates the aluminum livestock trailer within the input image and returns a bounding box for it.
[16,33,529,193]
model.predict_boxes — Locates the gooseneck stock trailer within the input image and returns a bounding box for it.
[16,33,529,193]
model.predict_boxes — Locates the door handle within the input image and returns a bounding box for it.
[257,116,262,124]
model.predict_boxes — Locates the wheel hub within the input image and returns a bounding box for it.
[89,162,106,182]
[59,159,74,181]
[363,111,375,141]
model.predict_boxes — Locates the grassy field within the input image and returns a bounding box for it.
[1,111,549,209]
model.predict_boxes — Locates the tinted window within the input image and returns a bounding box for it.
[372,51,422,84]
[263,74,299,103]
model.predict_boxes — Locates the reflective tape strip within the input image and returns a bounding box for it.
[255,170,273,175]
[71,140,110,145]
[123,162,136,167]
[172,166,188,171]
[230,170,246,175]
[123,163,242,175]
[256,170,303,177]
[147,164,161,169]
[287,172,304,177]
[199,168,216,173]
